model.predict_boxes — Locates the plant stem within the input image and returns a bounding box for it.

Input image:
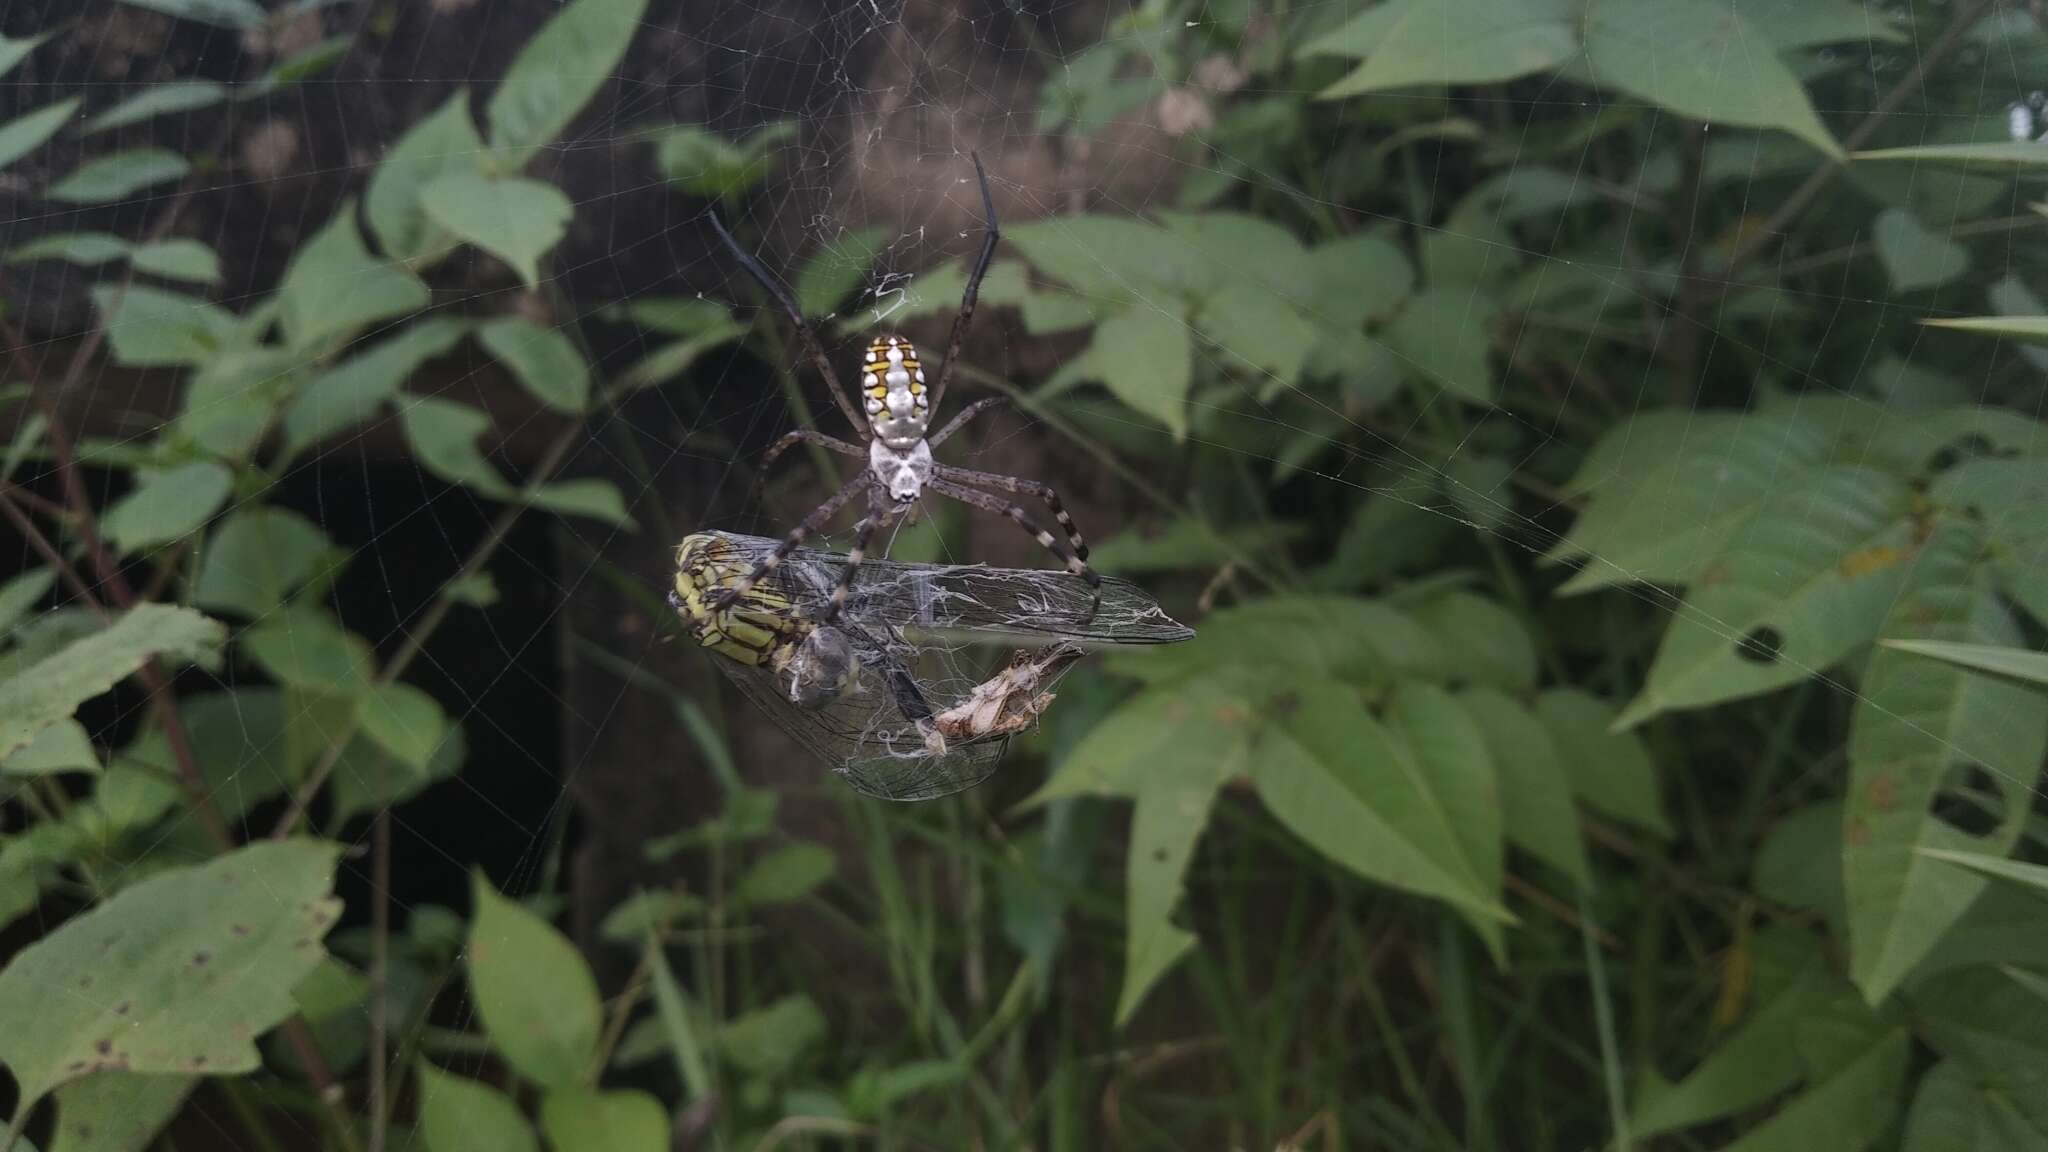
[1578,884,1631,1152]
[1719,0,1996,277]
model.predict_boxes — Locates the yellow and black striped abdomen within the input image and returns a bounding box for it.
[672,534,808,667]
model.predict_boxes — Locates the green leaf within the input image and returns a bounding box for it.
[1108,595,1438,687]
[398,397,515,497]
[1532,688,1672,837]
[1005,215,1205,302]
[46,149,189,204]
[1385,287,1496,404]
[194,508,333,618]
[173,345,300,458]
[1855,142,2048,169]
[486,0,649,168]
[277,205,430,351]
[0,569,55,636]
[241,611,375,695]
[1045,303,1192,438]
[129,240,220,284]
[366,91,487,265]
[0,604,225,761]
[734,843,834,904]
[1581,0,1843,160]
[0,100,83,174]
[719,994,825,1078]
[2,719,99,777]
[596,890,702,942]
[1727,0,1906,48]
[82,81,228,134]
[283,318,468,458]
[101,460,233,553]
[1881,640,2048,689]
[1412,589,1535,691]
[653,122,794,201]
[1916,848,2048,900]
[0,839,340,1107]
[1903,1058,2048,1152]
[1715,1028,1909,1152]
[538,1089,667,1152]
[0,31,52,82]
[10,233,135,267]
[1619,468,1915,726]
[46,1071,195,1152]
[421,172,573,289]
[1456,689,1589,887]
[469,873,602,1089]
[1306,0,1578,99]
[1923,315,2048,342]
[1846,523,2048,1003]
[359,682,448,772]
[477,316,589,413]
[794,226,883,318]
[239,36,353,99]
[1306,232,1413,327]
[1278,679,1510,926]
[1091,519,1307,575]
[1874,209,1968,293]
[416,1061,537,1152]
[95,285,237,368]
[328,721,464,827]
[114,0,266,28]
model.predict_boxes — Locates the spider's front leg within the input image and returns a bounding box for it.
[817,488,891,626]
[703,473,867,614]
[762,429,865,472]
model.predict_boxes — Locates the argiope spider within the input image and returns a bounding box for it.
[702,152,1102,625]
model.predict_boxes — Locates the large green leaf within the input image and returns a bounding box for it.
[1532,688,1672,837]
[719,994,825,1077]
[477,316,590,413]
[1902,1058,2048,1152]
[1923,315,2048,343]
[0,605,224,761]
[793,226,882,318]
[46,1072,195,1152]
[328,721,465,828]
[241,611,375,696]
[366,91,486,265]
[420,173,573,289]
[282,317,468,458]
[277,205,430,352]
[1045,303,1193,439]
[0,99,82,173]
[1413,590,1536,691]
[1881,640,2048,690]
[0,31,51,82]
[1727,0,1907,48]
[539,1089,668,1152]
[1855,142,2048,169]
[1105,595,1439,687]
[1846,523,2048,1003]
[485,0,651,170]
[193,508,334,619]
[46,150,189,204]
[83,81,228,134]
[1305,0,1577,100]
[1457,689,1589,887]
[115,0,265,28]
[95,285,237,369]
[529,479,633,528]
[1580,0,1843,159]
[417,1061,537,1152]
[0,839,340,1107]
[1619,467,1915,727]
[359,682,449,772]
[2,719,100,777]
[1908,969,2048,1147]
[100,461,233,553]
[469,873,602,1089]
[1005,215,1205,302]
[1715,1028,1909,1152]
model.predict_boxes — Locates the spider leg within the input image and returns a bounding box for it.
[703,472,867,612]
[706,211,872,439]
[762,429,866,472]
[927,396,1006,447]
[927,476,1102,619]
[816,487,895,625]
[925,151,999,418]
[931,462,1091,562]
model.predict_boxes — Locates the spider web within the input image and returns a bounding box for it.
[5,0,2048,1143]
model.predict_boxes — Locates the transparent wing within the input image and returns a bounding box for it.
[709,628,1012,801]
[698,530,1195,648]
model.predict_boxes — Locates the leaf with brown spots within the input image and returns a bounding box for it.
[0,840,341,1110]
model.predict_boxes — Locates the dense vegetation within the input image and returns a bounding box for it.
[3,0,2048,1148]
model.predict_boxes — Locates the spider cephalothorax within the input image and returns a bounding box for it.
[701,152,1102,626]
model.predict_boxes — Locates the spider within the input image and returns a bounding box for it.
[702,152,1101,625]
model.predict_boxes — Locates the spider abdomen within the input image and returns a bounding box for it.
[863,334,929,447]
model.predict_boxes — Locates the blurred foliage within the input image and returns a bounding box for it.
[4,0,2048,1149]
